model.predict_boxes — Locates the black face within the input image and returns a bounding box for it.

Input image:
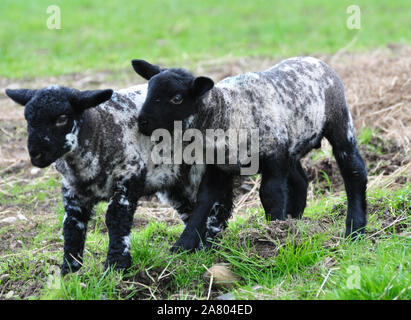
[131,60,214,136]
[5,86,113,168]
[25,96,76,168]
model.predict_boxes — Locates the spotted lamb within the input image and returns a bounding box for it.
[131,56,368,247]
[5,85,233,275]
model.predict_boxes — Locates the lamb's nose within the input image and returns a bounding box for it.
[30,150,43,160]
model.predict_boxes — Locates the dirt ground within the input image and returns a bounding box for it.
[0,45,410,299]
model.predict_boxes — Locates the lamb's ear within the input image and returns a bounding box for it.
[131,59,163,80]
[191,77,214,97]
[5,89,36,106]
[69,89,113,111]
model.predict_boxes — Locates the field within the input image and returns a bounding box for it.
[0,1,410,300]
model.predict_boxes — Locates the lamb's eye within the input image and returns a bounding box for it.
[56,115,68,127]
[170,94,183,105]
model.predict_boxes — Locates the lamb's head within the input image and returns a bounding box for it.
[6,86,113,168]
[131,59,214,136]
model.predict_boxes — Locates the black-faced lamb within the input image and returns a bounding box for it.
[5,84,233,275]
[131,56,368,243]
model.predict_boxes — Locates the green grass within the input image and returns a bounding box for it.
[1,128,409,300]
[1,174,409,300]
[358,127,375,146]
[1,174,60,207]
[325,237,411,300]
[1,0,411,78]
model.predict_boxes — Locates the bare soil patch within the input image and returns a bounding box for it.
[236,217,335,260]
[119,266,177,300]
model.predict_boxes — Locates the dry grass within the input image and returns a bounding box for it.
[331,45,411,151]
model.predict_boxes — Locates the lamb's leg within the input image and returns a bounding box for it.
[171,166,233,252]
[200,177,234,249]
[259,155,289,221]
[61,187,94,276]
[325,123,367,238]
[332,144,367,237]
[162,178,233,250]
[286,160,308,219]
[105,176,144,272]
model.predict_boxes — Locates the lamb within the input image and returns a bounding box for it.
[5,84,233,275]
[131,56,368,245]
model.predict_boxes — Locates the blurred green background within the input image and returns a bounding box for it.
[0,0,410,78]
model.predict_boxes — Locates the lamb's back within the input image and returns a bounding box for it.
[206,57,342,157]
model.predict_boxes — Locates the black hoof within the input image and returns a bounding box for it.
[104,254,131,273]
[170,235,200,253]
[61,261,82,276]
[345,227,366,240]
